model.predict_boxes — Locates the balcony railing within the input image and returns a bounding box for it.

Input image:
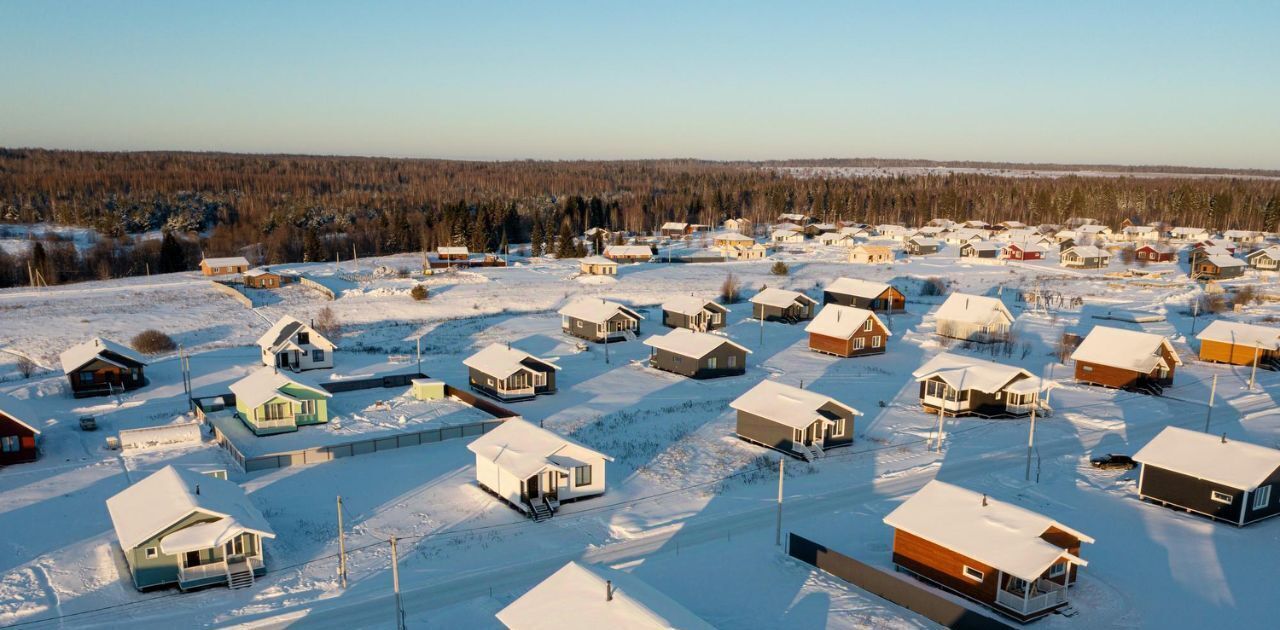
[922,395,970,412]
[178,555,263,586]
[494,385,535,399]
[995,579,1066,615]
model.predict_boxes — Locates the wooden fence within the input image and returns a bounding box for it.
[210,280,254,308]
[298,276,337,300]
[787,533,1014,630]
[119,421,203,450]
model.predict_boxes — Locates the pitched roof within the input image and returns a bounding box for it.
[1246,245,1280,260]
[934,293,1013,326]
[59,337,148,374]
[1063,245,1107,258]
[882,480,1093,582]
[558,298,645,324]
[464,343,559,380]
[1196,320,1280,351]
[466,418,611,480]
[603,245,654,258]
[909,236,940,247]
[106,466,275,551]
[201,256,250,268]
[1205,254,1245,268]
[643,329,750,359]
[1070,325,1182,372]
[660,222,689,230]
[243,267,280,278]
[714,232,755,242]
[911,353,1040,394]
[255,315,337,352]
[438,246,469,255]
[228,366,332,409]
[963,242,1002,253]
[1136,243,1176,254]
[497,561,714,630]
[0,393,43,434]
[729,380,859,430]
[661,295,727,317]
[1134,426,1280,491]
[851,244,892,255]
[825,278,892,300]
[804,305,889,340]
[580,256,617,266]
[750,288,817,309]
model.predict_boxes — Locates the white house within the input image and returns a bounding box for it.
[818,232,855,246]
[772,229,805,244]
[1169,226,1211,242]
[256,316,337,371]
[934,293,1014,342]
[496,561,715,630]
[467,418,612,521]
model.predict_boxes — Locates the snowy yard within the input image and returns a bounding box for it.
[3,243,1280,628]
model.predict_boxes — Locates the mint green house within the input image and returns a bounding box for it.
[229,367,333,436]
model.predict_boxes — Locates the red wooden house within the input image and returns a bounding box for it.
[0,394,42,465]
[1135,243,1177,263]
[59,337,149,398]
[1001,242,1045,261]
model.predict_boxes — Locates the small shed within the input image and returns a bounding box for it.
[848,244,893,264]
[200,256,251,276]
[643,329,750,379]
[1134,426,1280,527]
[750,288,817,323]
[411,378,447,400]
[730,380,860,461]
[805,305,891,358]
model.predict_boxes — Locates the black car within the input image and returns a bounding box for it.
[1089,453,1135,470]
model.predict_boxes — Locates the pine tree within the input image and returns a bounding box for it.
[556,223,576,258]
[530,217,544,257]
[158,231,186,273]
[302,229,324,262]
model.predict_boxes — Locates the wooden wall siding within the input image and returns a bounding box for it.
[754,302,812,322]
[563,313,638,342]
[1075,355,1173,389]
[649,345,747,379]
[735,407,854,455]
[1199,339,1278,366]
[892,529,999,605]
[0,412,38,465]
[68,359,147,396]
[1038,526,1082,585]
[916,379,1023,417]
[808,320,889,358]
[1139,464,1245,524]
[822,288,905,312]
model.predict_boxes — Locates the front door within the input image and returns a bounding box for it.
[185,550,201,568]
[526,474,539,500]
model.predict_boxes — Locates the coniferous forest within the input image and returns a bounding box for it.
[1,148,1278,288]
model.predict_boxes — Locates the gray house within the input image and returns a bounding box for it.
[463,343,560,401]
[643,329,750,379]
[730,380,861,461]
[906,236,941,255]
[1134,426,1280,527]
[558,298,644,343]
[661,295,729,332]
[106,466,274,591]
[750,288,817,323]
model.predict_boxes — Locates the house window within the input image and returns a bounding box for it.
[863,319,873,332]
[728,355,737,368]
[1211,490,1234,505]
[853,338,865,350]
[299,400,316,416]
[962,566,984,582]
[576,320,583,328]
[673,355,681,365]
[574,465,592,486]
[1254,485,1272,510]
[835,418,846,436]
[297,332,310,345]
[80,372,94,383]
[707,357,717,369]
[871,336,881,348]
[312,349,324,362]
[1048,562,1067,578]
[1,436,18,452]
[1082,365,1094,373]
[145,547,158,559]
[262,402,291,421]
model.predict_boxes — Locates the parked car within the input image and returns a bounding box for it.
[78,415,98,431]
[1089,453,1135,470]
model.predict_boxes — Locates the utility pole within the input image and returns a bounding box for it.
[336,496,348,589]
[775,457,784,546]
[1025,405,1037,482]
[1204,373,1218,433]
[933,405,945,452]
[416,336,422,375]
[759,309,765,346]
[390,536,405,630]
[1190,298,1200,335]
[1250,346,1260,390]
[604,335,610,364]
[353,243,359,271]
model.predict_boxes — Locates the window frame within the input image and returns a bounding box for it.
[1253,485,1271,510]
[144,547,158,559]
[574,464,593,487]
[1,436,18,452]
[962,565,984,582]
[1211,490,1234,505]
[1048,562,1067,578]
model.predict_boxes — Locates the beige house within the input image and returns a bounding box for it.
[849,244,893,264]
[579,256,617,276]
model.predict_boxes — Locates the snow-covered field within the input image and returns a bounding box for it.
[2,238,1280,629]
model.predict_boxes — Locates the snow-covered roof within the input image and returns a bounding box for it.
[805,305,889,340]
[771,229,802,239]
[825,278,892,300]
[1005,242,1046,253]
[59,337,148,374]
[1063,245,1107,258]
[256,315,337,353]
[1134,426,1280,491]
[1205,254,1245,268]
[643,328,750,358]
[1196,320,1280,351]
[934,293,1013,327]
[750,288,816,309]
[580,256,616,266]
[963,242,1002,253]
[1170,227,1207,236]
[243,267,280,278]
[604,245,654,258]
[229,367,331,410]
[106,466,275,552]
[911,353,1039,393]
[467,418,611,480]
[883,480,1093,582]
[777,213,808,222]
[558,298,644,324]
[1136,243,1176,254]
[729,380,860,430]
[497,561,714,630]
[909,236,940,247]
[1070,325,1182,372]
[1223,229,1257,238]
[438,246,469,255]
[464,343,559,380]
[851,244,892,254]
[1246,245,1280,260]
[1123,225,1157,234]
[660,222,689,230]
[201,256,250,268]
[773,222,804,232]
[714,232,755,242]
[661,295,727,317]
[1077,225,1111,234]
[0,393,43,434]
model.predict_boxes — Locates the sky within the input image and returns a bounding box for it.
[1,1,1278,168]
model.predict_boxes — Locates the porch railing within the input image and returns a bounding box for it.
[178,555,263,586]
[922,395,969,412]
[994,579,1066,614]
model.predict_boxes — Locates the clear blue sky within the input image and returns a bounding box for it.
[2,1,1277,168]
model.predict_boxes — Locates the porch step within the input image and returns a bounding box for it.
[226,562,255,589]
[1055,604,1079,618]
[530,501,554,522]
[810,441,825,458]
[793,442,816,462]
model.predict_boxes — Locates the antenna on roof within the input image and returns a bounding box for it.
[195,483,201,496]
[1222,433,1228,444]
[981,494,988,507]
[606,579,613,601]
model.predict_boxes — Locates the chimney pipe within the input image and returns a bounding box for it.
[606,580,613,602]
[195,483,201,496]
[1222,433,1228,444]
[981,494,987,507]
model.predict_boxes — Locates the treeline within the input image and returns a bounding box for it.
[1,148,1278,288]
